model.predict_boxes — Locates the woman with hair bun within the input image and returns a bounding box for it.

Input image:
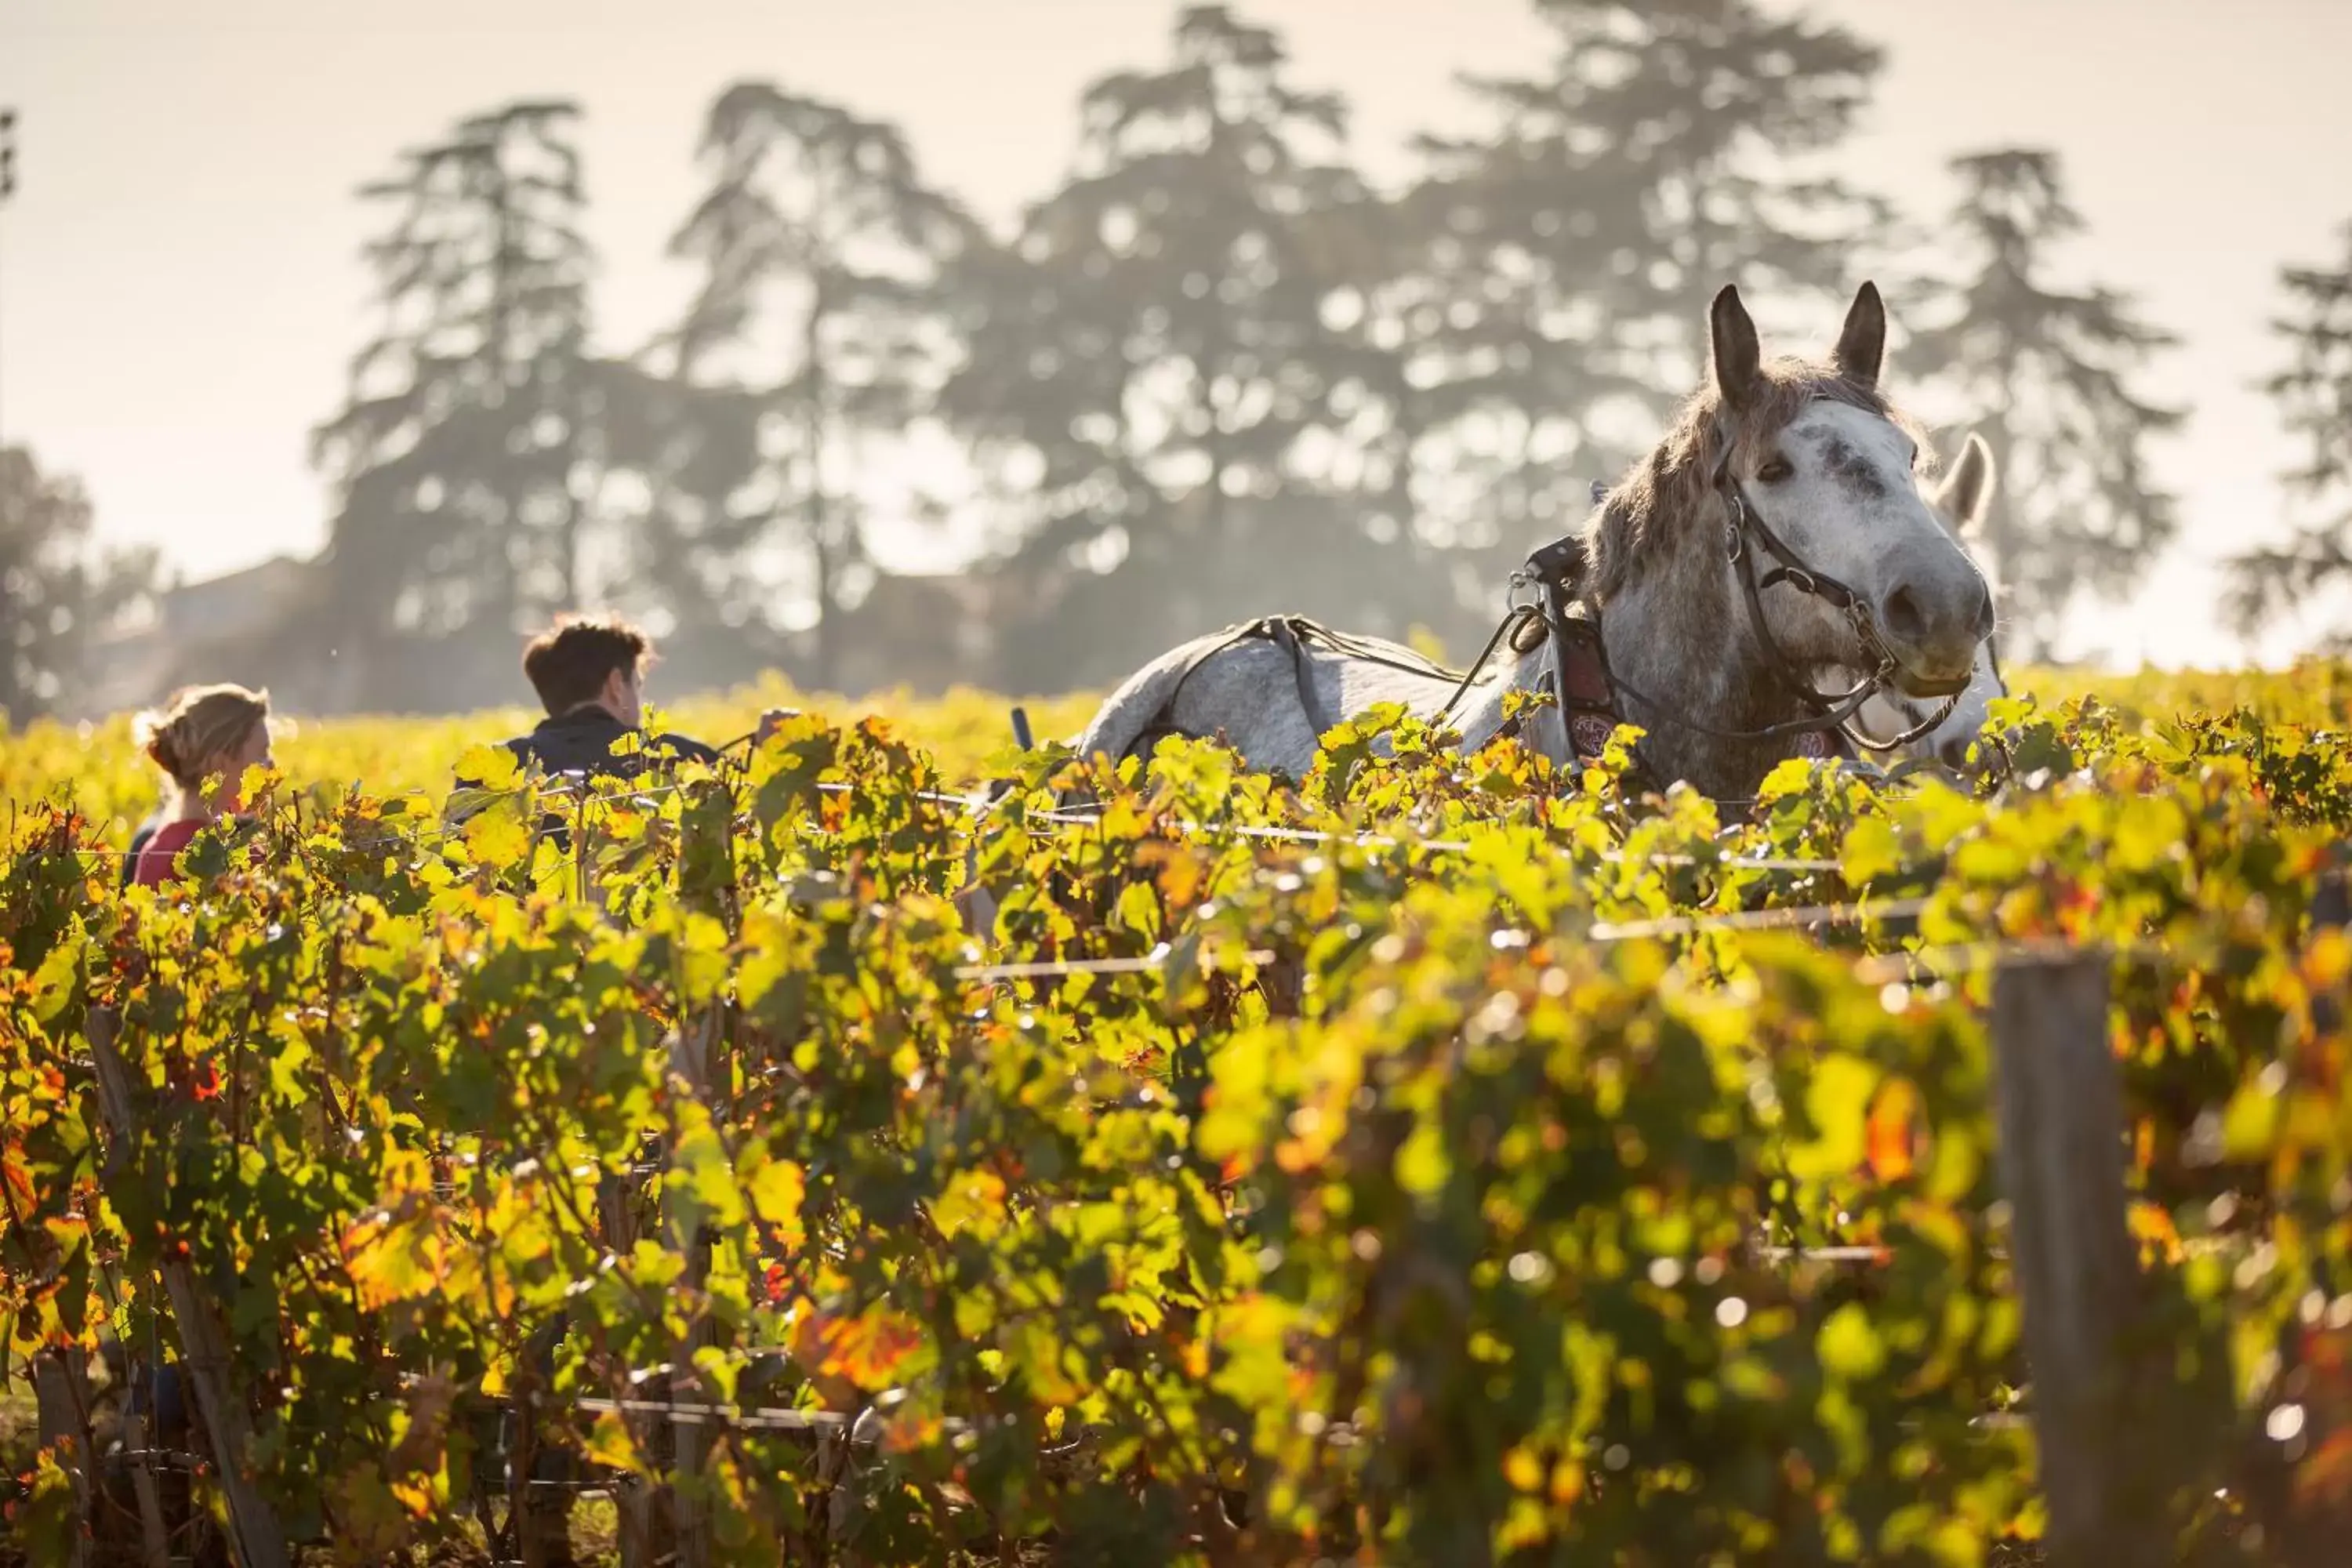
[128,683,274,887]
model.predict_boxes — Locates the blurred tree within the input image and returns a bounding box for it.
[0,445,155,722]
[662,83,975,689]
[1291,184,1463,575]
[1394,0,1891,557]
[1907,149,2183,660]
[311,101,602,661]
[2227,221,2352,646]
[573,365,771,684]
[939,5,1397,684]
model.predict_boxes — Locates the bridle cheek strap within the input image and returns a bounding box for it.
[1708,432,1891,711]
[1697,425,1986,754]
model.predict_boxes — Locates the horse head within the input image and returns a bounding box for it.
[1584,281,1998,796]
[1709,281,1994,696]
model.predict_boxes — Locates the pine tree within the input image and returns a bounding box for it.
[2227,221,2352,643]
[1906,149,2184,659]
[662,83,974,688]
[0,445,154,721]
[1396,0,1891,552]
[937,5,1385,682]
[311,101,601,661]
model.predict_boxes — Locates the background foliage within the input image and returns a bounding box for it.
[26,0,2332,725]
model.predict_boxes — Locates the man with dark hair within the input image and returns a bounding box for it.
[504,612,722,777]
[454,615,789,826]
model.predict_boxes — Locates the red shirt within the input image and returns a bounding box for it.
[132,819,206,887]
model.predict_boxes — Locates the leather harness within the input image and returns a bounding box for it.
[1126,613,1467,765]
[1122,404,1983,789]
[1497,524,1846,776]
[1122,574,1842,792]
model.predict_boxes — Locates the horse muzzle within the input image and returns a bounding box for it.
[1890,664,1974,700]
[1873,576,1994,697]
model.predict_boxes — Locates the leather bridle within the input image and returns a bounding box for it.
[1704,421,1965,752]
[1845,622,2007,753]
[1504,407,1973,757]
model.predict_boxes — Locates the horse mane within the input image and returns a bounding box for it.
[1581,355,1934,602]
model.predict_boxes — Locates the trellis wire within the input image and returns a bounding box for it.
[11,771,1850,878]
[953,948,1277,982]
[1851,935,2174,985]
[6,776,2199,1001]
[949,898,1934,985]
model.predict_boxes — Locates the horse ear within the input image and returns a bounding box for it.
[1933,432,1998,534]
[1833,280,1886,390]
[1709,285,1762,412]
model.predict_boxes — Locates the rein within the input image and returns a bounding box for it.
[1837,619,2003,752]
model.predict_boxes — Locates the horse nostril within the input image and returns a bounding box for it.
[1880,584,1927,645]
[1939,735,1973,768]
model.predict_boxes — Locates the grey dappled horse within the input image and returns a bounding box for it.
[1066,281,1995,807]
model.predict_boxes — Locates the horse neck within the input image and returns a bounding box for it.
[1592,503,1818,800]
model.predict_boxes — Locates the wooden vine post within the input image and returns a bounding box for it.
[2312,858,2348,1033]
[663,779,738,1568]
[31,1346,91,1568]
[1988,954,2166,1568]
[85,1007,292,1568]
[593,1158,659,1568]
[111,1352,176,1568]
[663,1011,724,1568]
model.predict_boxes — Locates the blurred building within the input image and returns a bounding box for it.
[71,548,1067,716]
[821,564,1033,696]
[77,552,358,717]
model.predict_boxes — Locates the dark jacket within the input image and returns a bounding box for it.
[494,708,720,781]
[454,709,724,855]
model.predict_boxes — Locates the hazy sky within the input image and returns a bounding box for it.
[5,0,2350,669]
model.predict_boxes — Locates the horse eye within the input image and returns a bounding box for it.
[1757,456,1794,484]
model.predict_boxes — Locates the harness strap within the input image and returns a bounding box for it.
[1123,613,1464,766]
[1265,617,1332,742]
[1283,617,1466,683]
[1507,525,1857,768]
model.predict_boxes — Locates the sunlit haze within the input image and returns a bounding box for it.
[5,0,2350,672]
